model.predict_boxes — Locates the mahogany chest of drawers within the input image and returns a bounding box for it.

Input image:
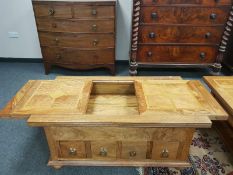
[0,76,228,169]
[130,0,233,75]
[32,0,116,74]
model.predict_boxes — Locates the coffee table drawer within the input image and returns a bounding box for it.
[59,141,86,159]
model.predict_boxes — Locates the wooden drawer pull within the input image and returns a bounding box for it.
[48,8,55,16]
[92,9,97,16]
[149,32,156,38]
[93,39,99,46]
[92,24,97,32]
[129,151,137,157]
[52,23,57,28]
[205,32,211,39]
[200,52,206,60]
[99,147,107,157]
[210,13,217,20]
[151,12,158,20]
[161,149,169,158]
[147,51,153,57]
[69,147,77,155]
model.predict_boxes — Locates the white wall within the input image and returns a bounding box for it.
[0,0,132,60]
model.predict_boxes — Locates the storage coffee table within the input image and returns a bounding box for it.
[0,76,227,169]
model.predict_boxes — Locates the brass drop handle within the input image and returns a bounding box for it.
[93,39,99,46]
[56,54,62,59]
[210,13,217,20]
[92,24,97,32]
[147,51,153,57]
[149,32,156,38]
[151,12,158,20]
[99,147,108,157]
[92,9,97,16]
[69,147,77,155]
[129,151,137,157]
[48,8,55,16]
[205,32,211,39]
[161,149,169,158]
[200,52,206,60]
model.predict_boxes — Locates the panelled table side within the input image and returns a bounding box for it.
[0,76,228,169]
[33,0,116,75]
[203,76,233,154]
[130,0,233,75]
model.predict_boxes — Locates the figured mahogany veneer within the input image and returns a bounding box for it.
[0,76,228,169]
[33,0,116,74]
[130,0,233,75]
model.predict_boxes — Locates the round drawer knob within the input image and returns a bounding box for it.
[93,39,99,46]
[92,24,97,32]
[92,9,97,16]
[147,51,153,57]
[210,13,217,20]
[48,8,55,16]
[200,52,206,60]
[99,147,107,157]
[151,12,158,20]
[69,147,77,155]
[129,151,137,157]
[52,23,57,28]
[205,32,211,39]
[149,32,156,38]
[161,149,169,158]
[55,38,59,44]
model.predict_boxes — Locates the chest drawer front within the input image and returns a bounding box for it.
[36,19,114,33]
[59,141,86,159]
[137,45,217,63]
[152,142,180,160]
[139,26,224,44]
[141,6,230,25]
[33,3,72,18]
[141,0,232,5]
[91,141,116,159]
[39,32,115,48]
[74,5,115,18]
[42,47,114,64]
[121,141,148,159]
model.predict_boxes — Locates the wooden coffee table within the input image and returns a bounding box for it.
[0,76,227,169]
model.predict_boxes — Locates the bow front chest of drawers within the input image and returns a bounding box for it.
[32,0,116,74]
[0,76,228,169]
[130,0,233,75]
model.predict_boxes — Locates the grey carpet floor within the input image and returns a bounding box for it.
[0,62,232,175]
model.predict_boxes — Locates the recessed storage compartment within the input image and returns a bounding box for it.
[86,81,139,115]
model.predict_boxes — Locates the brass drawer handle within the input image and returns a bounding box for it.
[69,147,77,155]
[200,52,206,60]
[56,54,62,59]
[210,13,217,20]
[93,39,99,46]
[147,51,153,57]
[161,149,169,158]
[205,32,211,39]
[92,9,97,16]
[99,147,107,157]
[129,151,137,157]
[92,24,97,32]
[48,8,55,16]
[151,12,158,20]
[149,32,156,38]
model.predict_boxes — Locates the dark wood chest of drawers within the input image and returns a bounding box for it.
[32,0,116,74]
[130,0,233,75]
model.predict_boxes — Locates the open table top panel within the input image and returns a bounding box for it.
[0,76,228,128]
[204,76,233,126]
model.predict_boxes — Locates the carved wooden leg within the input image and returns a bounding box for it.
[53,165,62,169]
[108,64,116,75]
[44,62,51,75]
[129,60,138,76]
